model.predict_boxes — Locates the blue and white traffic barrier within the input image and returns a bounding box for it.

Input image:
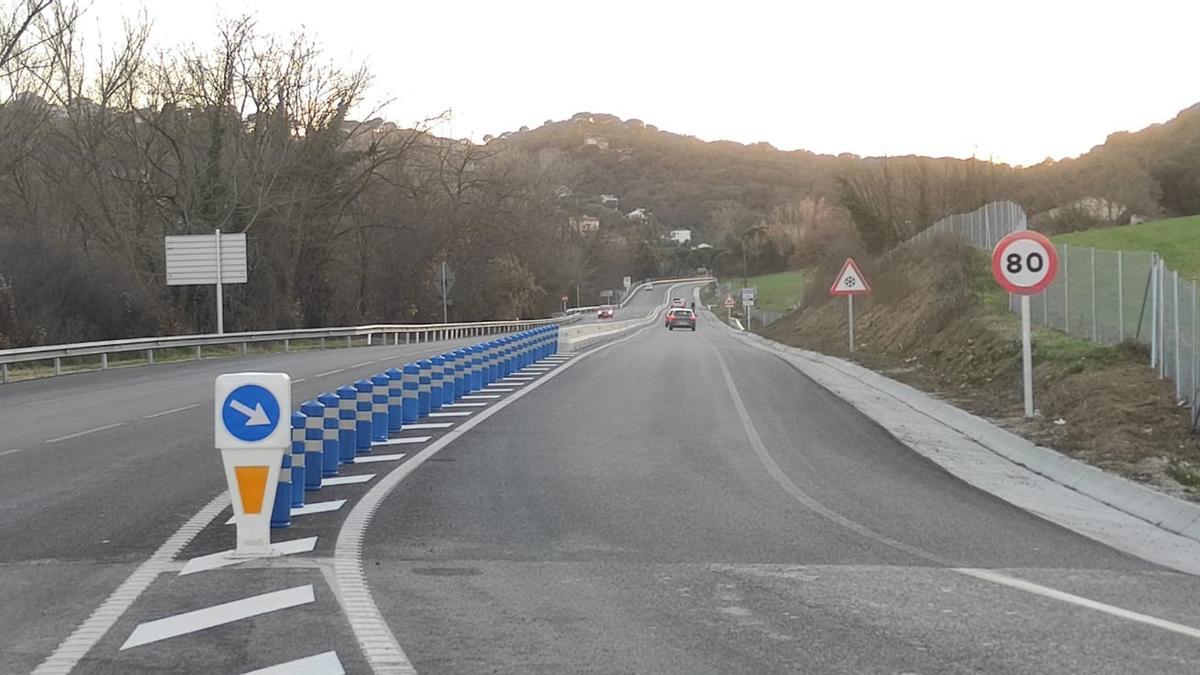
[271,452,291,529]
[429,356,445,411]
[500,336,512,376]
[385,367,404,432]
[440,352,456,405]
[353,380,373,454]
[402,363,419,423]
[486,340,499,384]
[417,359,432,416]
[370,374,390,442]
[300,400,324,491]
[317,392,341,475]
[290,412,306,508]
[471,344,484,391]
[453,348,469,397]
[336,385,358,464]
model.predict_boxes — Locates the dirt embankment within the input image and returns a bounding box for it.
[764,236,1200,500]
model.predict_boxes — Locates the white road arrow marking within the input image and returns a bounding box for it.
[229,399,271,426]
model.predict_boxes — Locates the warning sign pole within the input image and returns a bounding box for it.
[830,257,870,354]
[848,295,855,352]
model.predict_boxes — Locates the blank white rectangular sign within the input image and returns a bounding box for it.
[165,233,248,285]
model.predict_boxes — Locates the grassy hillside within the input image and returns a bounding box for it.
[1055,215,1200,280]
[740,270,808,312]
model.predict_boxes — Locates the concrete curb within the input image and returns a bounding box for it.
[710,314,1200,546]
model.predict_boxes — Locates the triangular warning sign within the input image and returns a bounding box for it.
[829,258,871,296]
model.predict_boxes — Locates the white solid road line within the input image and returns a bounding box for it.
[180,537,319,576]
[120,585,316,650]
[444,402,488,408]
[955,568,1200,640]
[352,453,407,464]
[372,436,432,446]
[242,651,345,675]
[44,422,125,444]
[0,448,24,458]
[143,403,202,419]
[429,411,472,417]
[322,474,377,486]
[401,422,453,430]
[314,368,346,378]
[463,394,501,400]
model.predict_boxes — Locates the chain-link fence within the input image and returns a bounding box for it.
[917,202,1199,427]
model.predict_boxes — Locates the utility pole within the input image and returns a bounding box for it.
[440,261,449,324]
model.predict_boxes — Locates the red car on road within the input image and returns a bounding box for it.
[665,308,697,331]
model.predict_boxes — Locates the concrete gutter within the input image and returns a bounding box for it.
[700,297,1200,573]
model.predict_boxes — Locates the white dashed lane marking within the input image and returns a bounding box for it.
[314,369,345,378]
[120,585,316,650]
[0,448,24,458]
[44,423,125,444]
[242,651,345,675]
[143,404,202,419]
[322,474,377,486]
[180,537,319,576]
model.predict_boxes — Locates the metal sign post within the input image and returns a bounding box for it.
[215,372,291,557]
[166,231,248,334]
[436,262,456,324]
[561,294,569,313]
[829,258,870,352]
[991,230,1059,418]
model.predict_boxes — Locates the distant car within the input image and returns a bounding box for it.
[645,283,654,290]
[597,305,614,319]
[670,298,686,308]
[665,308,696,331]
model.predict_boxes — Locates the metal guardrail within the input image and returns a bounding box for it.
[0,316,580,383]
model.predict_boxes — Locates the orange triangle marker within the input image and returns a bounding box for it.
[234,465,270,514]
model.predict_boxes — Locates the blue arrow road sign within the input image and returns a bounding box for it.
[222,384,282,442]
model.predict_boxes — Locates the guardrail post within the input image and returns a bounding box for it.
[241,342,248,356]
[405,332,410,345]
[429,355,445,411]
[100,353,108,370]
[336,385,358,464]
[321,337,326,350]
[284,339,291,353]
[147,349,154,364]
[194,346,202,360]
[385,367,404,432]
[402,363,419,423]
[301,400,325,491]
[1,363,7,383]
[416,359,433,416]
[290,412,306,509]
[347,335,353,349]
[371,374,391,443]
[317,393,342,476]
[354,379,374,454]
[54,357,61,375]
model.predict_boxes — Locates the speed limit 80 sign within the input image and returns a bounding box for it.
[991,230,1058,295]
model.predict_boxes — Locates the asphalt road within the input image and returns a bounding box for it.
[363,301,1200,673]
[5,280,1200,673]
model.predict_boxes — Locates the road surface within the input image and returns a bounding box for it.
[3,281,1200,673]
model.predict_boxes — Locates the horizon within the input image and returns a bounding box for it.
[78,0,1200,166]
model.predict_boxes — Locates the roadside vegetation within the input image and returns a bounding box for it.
[1055,215,1200,280]
[764,235,1200,500]
[738,271,808,313]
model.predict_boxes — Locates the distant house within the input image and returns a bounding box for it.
[584,137,610,150]
[569,216,601,233]
[600,194,619,208]
[667,229,692,245]
[627,208,648,222]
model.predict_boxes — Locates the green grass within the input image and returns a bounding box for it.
[1055,214,1200,280]
[738,270,808,313]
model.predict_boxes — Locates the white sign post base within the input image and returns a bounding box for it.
[220,447,285,557]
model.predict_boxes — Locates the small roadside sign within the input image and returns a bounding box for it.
[623,276,632,290]
[600,289,614,298]
[991,230,1059,419]
[829,258,870,352]
[829,258,870,296]
[724,296,736,308]
[561,294,569,302]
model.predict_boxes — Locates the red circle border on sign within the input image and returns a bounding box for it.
[990,230,1059,295]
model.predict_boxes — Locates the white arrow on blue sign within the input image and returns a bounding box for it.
[221,384,282,442]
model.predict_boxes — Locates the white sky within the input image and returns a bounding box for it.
[86,0,1200,166]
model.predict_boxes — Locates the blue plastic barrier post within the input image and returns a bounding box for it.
[385,367,404,432]
[402,363,419,423]
[450,348,465,397]
[441,353,456,405]
[487,341,500,384]
[318,392,341,476]
[290,412,306,508]
[552,324,559,354]
[301,400,324,491]
[429,356,445,411]
[471,344,484,391]
[336,385,358,464]
[370,374,390,442]
[417,360,432,416]
[354,380,373,454]
[479,342,492,386]
[501,337,513,376]
[271,452,292,529]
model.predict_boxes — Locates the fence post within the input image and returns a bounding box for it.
[1175,270,1182,400]
[1117,250,1124,342]
[1151,255,1159,369]
[1063,245,1070,333]
[1160,260,1167,378]
[1090,247,1097,342]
